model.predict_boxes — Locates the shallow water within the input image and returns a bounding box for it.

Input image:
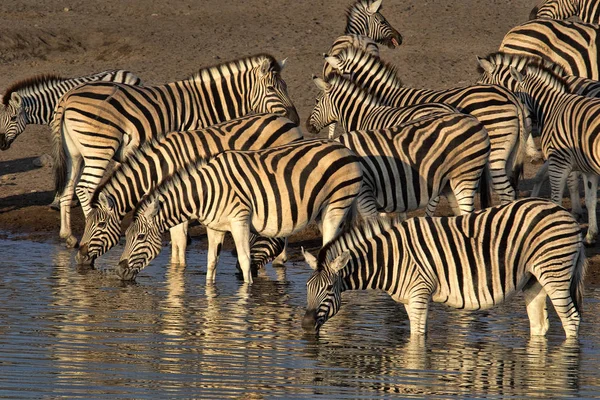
[0,236,599,399]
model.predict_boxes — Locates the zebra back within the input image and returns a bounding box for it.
[531,0,600,24]
[0,69,141,150]
[499,19,600,79]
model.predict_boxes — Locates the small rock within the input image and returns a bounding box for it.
[63,7,70,12]
[33,154,53,168]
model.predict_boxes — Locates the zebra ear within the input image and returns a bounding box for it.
[98,192,115,211]
[324,55,343,72]
[312,76,332,91]
[302,247,319,270]
[367,0,383,14]
[329,251,351,274]
[278,58,288,71]
[476,56,495,74]
[143,199,161,220]
[509,66,525,87]
[9,92,22,108]
[260,58,272,76]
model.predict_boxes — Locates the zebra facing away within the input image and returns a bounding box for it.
[499,19,600,79]
[302,198,587,339]
[0,70,142,150]
[505,64,600,245]
[52,54,298,248]
[335,112,492,219]
[75,113,302,267]
[118,139,363,283]
[322,47,531,203]
[530,0,600,24]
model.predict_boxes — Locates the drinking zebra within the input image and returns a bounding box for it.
[503,63,600,245]
[0,70,141,150]
[530,0,600,24]
[75,113,302,267]
[52,54,298,247]
[302,198,587,339]
[499,19,600,79]
[322,47,532,203]
[335,112,491,219]
[118,139,363,283]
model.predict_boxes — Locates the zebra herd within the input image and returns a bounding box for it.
[0,0,596,340]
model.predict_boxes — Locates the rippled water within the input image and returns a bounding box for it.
[1,236,599,399]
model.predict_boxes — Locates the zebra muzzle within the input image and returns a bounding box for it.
[302,309,320,332]
[75,243,95,266]
[116,260,138,281]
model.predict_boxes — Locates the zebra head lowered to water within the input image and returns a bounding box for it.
[345,0,402,49]
[118,139,363,283]
[302,198,587,339]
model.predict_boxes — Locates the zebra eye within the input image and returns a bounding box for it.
[326,284,333,291]
[10,116,17,121]
[97,221,107,229]
[137,233,146,241]
[266,85,275,91]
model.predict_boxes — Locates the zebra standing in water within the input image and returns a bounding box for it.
[530,0,600,24]
[118,139,363,283]
[52,54,298,248]
[499,19,600,79]
[502,64,600,245]
[75,113,302,267]
[302,198,587,339]
[0,70,141,150]
[321,47,532,204]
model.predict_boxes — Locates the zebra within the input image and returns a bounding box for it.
[238,235,287,275]
[343,0,402,50]
[0,70,142,150]
[504,63,600,245]
[301,198,587,339]
[75,113,303,267]
[322,47,532,204]
[52,54,298,248]
[530,0,600,24]
[117,139,363,283]
[499,19,600,79]
[335,112,492,219]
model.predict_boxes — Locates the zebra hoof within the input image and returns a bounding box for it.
[584,236,597,247]
[65,235,79,249]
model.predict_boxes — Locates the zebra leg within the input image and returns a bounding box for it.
[425,196,441,217]
[59,154,83,248]
[489,167,516,204]
[229,221,253,284]
[583,173,598,246]
[272,237,288,267]
[531,161,549,197]
[169,221,189,265]
[205,227,226,284]
[523,278,549,336]
[442,192,463,216]
[75,158,113,218]
[547,158,570,208]
[568,172,584,221]
[403,296,430,336]
[448,179,477,214]
[537,274,581,339]
[320,205,353,244]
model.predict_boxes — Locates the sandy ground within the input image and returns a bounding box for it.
[0,0,599,283]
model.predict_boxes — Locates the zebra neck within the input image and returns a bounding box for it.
[580,0,599,23]
[335,90,381,131]
[524,81,564,133]
[18,79,78,125]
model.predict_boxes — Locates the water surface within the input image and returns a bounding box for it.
[0,237,599,399]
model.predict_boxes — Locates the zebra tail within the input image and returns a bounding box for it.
[570,245,588,315]
[51,102,68,196]
[479,164,492,210]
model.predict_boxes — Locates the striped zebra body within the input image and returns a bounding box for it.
[337,112,491,218]
[499,19,600,79]
[302,198,587,339]
[75,113,302,267]
[307,74,457,134]
[531,0,600,24]
[323,34,380,80]
[324,47,531,203]
[118,139,363,283]
[0,70,141,150]
[507,64,600,245]
[52,54,298,248]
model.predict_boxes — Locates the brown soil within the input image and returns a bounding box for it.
[1,0,599,284]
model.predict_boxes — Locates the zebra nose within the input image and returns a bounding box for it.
[0,135,8,150]
[116,260,137,281]
[302,309,318,332]
[305,116,319,135]
[76,243,93,265]
[392,31,403,47]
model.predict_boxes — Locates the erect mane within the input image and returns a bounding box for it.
[316,215,403,270]
[527,63,570,92]
[188,53,281,81]
[326,73,379,106]
[476,51,567,77]
[335,46,403,87]
[2,74,65,105]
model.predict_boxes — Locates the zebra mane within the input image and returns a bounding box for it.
[526,63,570,93]
[326,73,381,106]
[476,51,567,77]
[188,53,281,81]
[2,74,65,105]
[334,46,403,87]
[316,216,403,270]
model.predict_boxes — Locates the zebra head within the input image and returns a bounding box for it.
[250,57,300,125]
[117,199,163,281]
[0,93,27,150]
[76,192,121,266]
[306,76,339,134]
[530,0,578,20]
[301,247,351,333]
[345,0,403,49]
